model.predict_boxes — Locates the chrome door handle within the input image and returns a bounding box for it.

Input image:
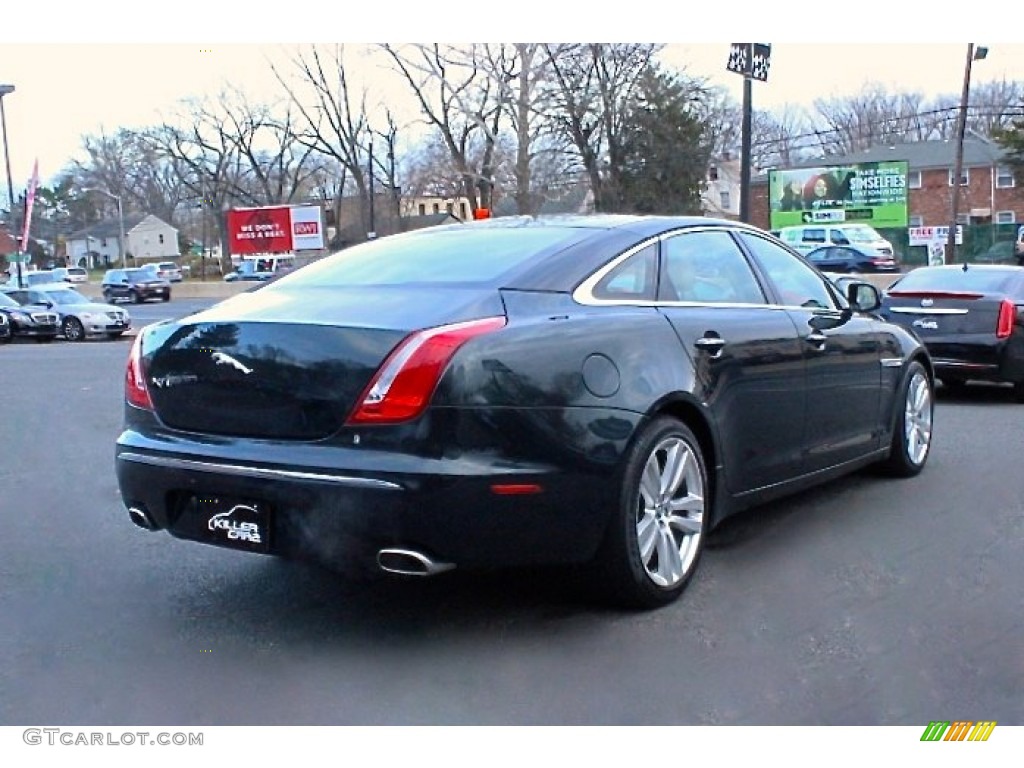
[694,336,726,358]
[805,332,827,351]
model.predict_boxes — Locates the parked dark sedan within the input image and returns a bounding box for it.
[0,291,60,342]
[880,264,1024,400]
[0,308,9,343]
[102,268,171,304]
[805,244,900,274]
[116,216,934,609]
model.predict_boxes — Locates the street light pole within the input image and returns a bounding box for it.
[83,187,128,267]
[0,84,19,285]
[115,194,128,267]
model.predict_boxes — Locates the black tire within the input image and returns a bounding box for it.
[1013,381,1024,404]
[592,416,708,609]
[102,289,114,303]
[62,316,85,342]
[161,292,170,302]
[131,290,143,304]
[880,360,933,477]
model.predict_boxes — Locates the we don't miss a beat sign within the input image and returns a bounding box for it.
[226,205,325,255]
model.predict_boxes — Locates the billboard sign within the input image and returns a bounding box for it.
[769,161,909,229]
[227,205,325,255]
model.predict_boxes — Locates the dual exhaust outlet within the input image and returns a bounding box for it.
[376,548,455,577]
[127,506,453,576]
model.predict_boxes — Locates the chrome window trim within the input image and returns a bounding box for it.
[888,307,969,315]
[118,451,403,491]
[572,234,662,306]
[573,224,780,309]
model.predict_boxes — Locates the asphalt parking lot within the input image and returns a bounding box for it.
[1,312,1023,727]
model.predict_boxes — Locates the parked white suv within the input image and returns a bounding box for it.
[777,224,894,258]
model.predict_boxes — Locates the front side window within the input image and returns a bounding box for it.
[802,228,826,244]
[738,232,837,309]
[660,230,766,305]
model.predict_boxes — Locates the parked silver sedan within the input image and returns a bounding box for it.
[2,283,131,341]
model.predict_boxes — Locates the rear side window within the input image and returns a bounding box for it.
[593,244,656,300]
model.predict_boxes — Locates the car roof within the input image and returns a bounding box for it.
[279,215,772,294]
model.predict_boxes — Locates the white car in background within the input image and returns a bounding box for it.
[142,262,184,283]
[51,266,89,284]
[2,283,131,341]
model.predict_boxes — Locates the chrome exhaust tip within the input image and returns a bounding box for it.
[377,548,455,577]
[127,505,156,530]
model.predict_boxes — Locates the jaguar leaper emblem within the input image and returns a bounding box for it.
[211,351,253,375]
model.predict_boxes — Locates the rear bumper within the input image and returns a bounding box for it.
[114,426,617,570]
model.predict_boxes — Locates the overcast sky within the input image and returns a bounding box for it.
[0,2,1019,189]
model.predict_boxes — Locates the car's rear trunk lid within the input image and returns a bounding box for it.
[140,285,506,439]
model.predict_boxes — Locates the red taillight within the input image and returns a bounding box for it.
[347,316,507,424]
[125,332,154,410]
[996,299,1015,339]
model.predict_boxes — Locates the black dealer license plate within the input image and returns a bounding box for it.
[177,494,271,554]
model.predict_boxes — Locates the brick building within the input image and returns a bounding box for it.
[751,137,1024,260]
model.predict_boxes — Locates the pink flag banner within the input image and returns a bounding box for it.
[20,159,39,252]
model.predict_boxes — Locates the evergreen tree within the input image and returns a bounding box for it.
[614,67,712,214]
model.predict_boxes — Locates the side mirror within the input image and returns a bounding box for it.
[846,282,881,313]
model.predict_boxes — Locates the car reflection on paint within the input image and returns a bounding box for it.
[115,215,935,609]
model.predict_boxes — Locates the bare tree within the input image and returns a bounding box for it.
[214,87,323,206]
[271,44,374,238]
[750,105,815,170]
[540,43,662,212]
[73,128,186,224]
[380,43,506,212]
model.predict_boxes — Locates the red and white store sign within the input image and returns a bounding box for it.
[227,205,325,255]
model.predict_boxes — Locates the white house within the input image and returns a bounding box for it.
[67,214,179,268]
[702,155,742,220]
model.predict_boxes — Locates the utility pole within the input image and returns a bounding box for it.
[946,43,988,264]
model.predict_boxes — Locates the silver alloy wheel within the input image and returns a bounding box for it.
[63,317,84,342]
[635,436,705,588]
[904,370,933,466]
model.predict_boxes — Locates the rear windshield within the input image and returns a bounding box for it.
[892,267,1022,294]
[277,226,586,287]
